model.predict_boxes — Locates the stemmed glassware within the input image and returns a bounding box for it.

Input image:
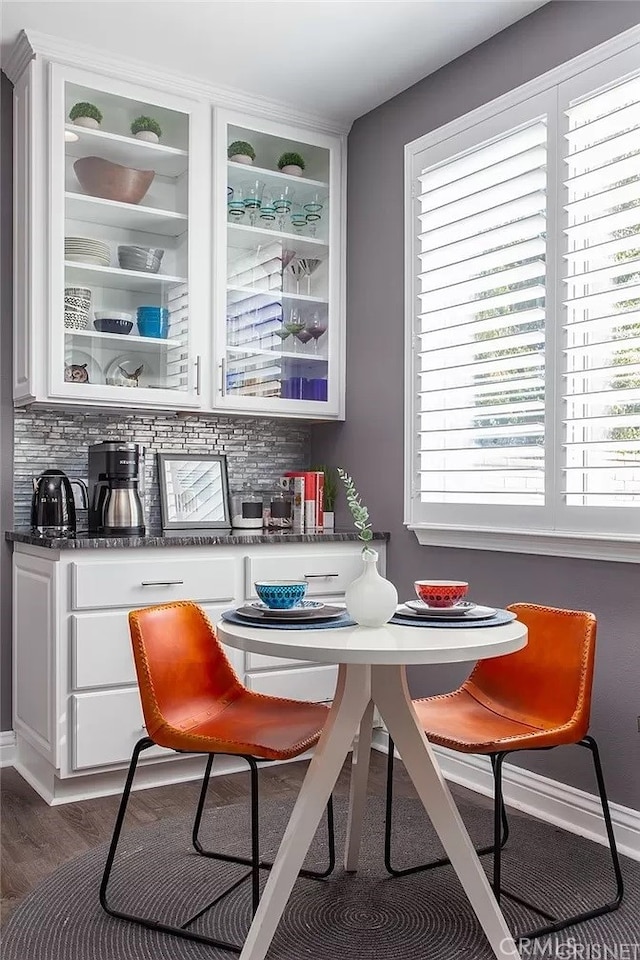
[228,186,246,222]
[303,193,324,236]
[297,257,323,296]
[288,258,307,295]
[259,192,277,227]
[290,207,307,233]
[304,311,327,352]
[273,185,295,231]
[284,307,304,351]
[243,180,264,226]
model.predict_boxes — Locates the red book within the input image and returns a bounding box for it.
[284,471,324,531]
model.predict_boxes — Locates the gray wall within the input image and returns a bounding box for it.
[1,72,14,731]
[312,1,640,809]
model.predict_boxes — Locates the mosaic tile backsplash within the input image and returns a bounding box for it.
[13,408,311,528]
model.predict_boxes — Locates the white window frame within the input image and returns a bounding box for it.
[405,25,640,564]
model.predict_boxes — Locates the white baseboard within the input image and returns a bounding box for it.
[0,730,16,768]
[372,731,640,863]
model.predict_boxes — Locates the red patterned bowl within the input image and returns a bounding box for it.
[414,580,469,608]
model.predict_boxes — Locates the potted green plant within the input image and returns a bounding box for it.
[277,151,306,177]
[69,101,103,130]
[131,116,162,143]
[314,465,338,531]
[228,140,256,165]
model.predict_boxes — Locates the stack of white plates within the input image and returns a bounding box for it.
[65,236,111,266]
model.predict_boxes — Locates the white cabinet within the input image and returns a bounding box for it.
[12,539,384,803]
[8,33,346,420]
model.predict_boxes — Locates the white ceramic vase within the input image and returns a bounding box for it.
[323,512,335,531]
[230,153,253,165]
[135,130,159,143]
[345,547,398,627]
[73,116,99,129]
[280,164,303,177]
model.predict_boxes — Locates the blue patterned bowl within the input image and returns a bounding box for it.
[255,580,307,609]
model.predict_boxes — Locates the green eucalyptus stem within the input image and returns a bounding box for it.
[337,468,373,547]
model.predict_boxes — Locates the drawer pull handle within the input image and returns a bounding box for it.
[304,573,339,579]
[140,579,185,587]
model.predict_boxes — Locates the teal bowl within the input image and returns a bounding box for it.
[255,580,307,609]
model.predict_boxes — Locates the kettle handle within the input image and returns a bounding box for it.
[70,478,88,509]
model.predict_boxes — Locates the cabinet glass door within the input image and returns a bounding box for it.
[51,67,204,405]
[219,118,337,412]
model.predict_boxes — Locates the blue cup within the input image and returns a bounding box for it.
[137,306,169,338]
[255,580,307,609]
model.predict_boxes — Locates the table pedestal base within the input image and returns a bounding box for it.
[238,662,521,960]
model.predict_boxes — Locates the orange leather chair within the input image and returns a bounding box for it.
[385,603,623,940]
[100,601,335,952]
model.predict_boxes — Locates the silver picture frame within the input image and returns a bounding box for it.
[158,453,231,530]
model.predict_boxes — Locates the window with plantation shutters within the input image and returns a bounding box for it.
[563,74,640,510]
[416,118,547,507]
[405,37,640,560]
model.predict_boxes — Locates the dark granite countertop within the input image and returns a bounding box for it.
[6,528,390,551]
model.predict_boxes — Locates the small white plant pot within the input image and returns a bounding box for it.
[323,512,335,532]
[135,130,159,143]
[230,154,254,165]
[280,164,303,177]
[73,116,100,129]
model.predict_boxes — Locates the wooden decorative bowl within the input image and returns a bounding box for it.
[73,156,155,205]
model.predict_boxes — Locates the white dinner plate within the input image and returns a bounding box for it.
[234,602,345,623]
[251,600,326,618]
[404,599,478,617]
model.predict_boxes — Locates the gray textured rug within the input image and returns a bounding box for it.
[2,792,638,959]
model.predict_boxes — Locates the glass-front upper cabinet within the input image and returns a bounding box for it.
[49,65,209,408]
[214,111,344,417]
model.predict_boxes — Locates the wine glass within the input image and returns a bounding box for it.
[284,307,304,351]
[305,312,327,353]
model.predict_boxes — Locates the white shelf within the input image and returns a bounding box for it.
[227,285,327,305]
[65,260,186,292]
[66,193,188,237]
[66,124,188,177]
[65,329,180,351]
[226,345,327,362]
[228,160,327,190]
[227,222,327,257]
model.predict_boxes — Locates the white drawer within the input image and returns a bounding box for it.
[71,689,169,770]
[246,550,363,599]
[245,651,306,670]
[71,556,240,610]
[245,665,337,702]
[71,604,243,690]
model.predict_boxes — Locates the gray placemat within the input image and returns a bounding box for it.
[221,610,357,630]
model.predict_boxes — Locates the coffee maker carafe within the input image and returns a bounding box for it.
[88,441,145,536]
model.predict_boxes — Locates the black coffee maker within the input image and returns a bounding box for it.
[88,441,145,536]
[31,469,87,536]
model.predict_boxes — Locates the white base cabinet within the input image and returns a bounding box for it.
[12,540,384,804]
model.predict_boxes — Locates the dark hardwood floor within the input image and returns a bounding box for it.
[1,751,491,926]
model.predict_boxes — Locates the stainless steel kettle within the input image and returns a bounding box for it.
[31,470,87,536]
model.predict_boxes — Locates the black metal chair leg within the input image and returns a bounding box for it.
[100,741,251,954]
[192,755,336,881]
[384,737,508,877]
[248,758,260,915]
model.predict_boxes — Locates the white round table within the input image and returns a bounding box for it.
[218,617,528,960]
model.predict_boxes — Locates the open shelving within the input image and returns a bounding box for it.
[64,261,186,293]
[65,124,189,176]
[65,193,188,236]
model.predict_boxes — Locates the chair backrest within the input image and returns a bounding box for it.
[463,603,597,738]
[128,601,242,741]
